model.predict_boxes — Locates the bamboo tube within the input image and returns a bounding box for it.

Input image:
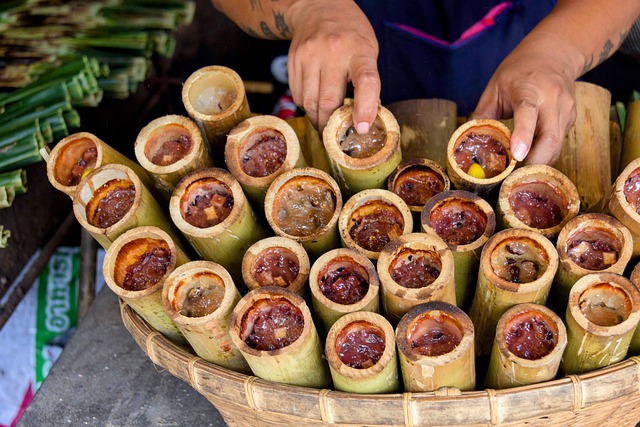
[47,131,152,197]
[103,226,189,345]
[162,260,250,373]
[169,167,265,283]
[468,228,558,358]
[605,158,640,258]
[322,102,401,196]
[229,286,331,388]
[325,311,398,393]
[552,213,633,313]
[134,114,213,199]
[339,189,413,260]
[264,167,342,259]
[376,232,455,325]
[555,82,611,212]
[446,119,516,197]
[387,158,450,229]
[181,65,250,150]
[610,118,623,183]
[396,301,475,392]
[241,236,310,296]
[309,247,380,333]
[619,99,640,172]
[484,303,567,389]
[73,163,181,250]
[224,115,306,206]
[302,115,332,174]
[562,272,640,375]
[629,262,640,355]
[421,190,496,309]
[496,164,580,240]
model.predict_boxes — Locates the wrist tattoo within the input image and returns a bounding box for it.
[260,21,276,38]
[244,26,260,38]
[250,0,263,12]
[273,10,290,37]
[597,39,613,65]
[581,54,594,75]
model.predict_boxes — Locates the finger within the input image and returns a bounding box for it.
[470,82,507,121]
[350,55,380,134]
[300,62,321,128]
[524,104,564,166]
[316,67,347,132]
[510,98,539,162]
[287,51,304,115]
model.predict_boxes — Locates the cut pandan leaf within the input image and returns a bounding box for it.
[617,101,627,133]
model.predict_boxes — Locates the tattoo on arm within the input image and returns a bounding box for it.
[249,0,263,12]
[581,54,594,75]
[273,10,290,38]
[244,26,260,38]
[597,39,614,65]
[260,21,276,38]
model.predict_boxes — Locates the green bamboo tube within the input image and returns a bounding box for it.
[484,303,567,389]
[162,260,250,373]
[241,236,310,296]
[619,99,640,172]
[629,262,640,355]
[103,226,189,345]
[229,286,331,388]
[605,158,640,258]
[47,131,152,197]
[446,119,517,196]
[169,168,265,284]
[322,102,401,196]
[325,311,398,393]
[181,65,250,150]
[377,232,455,325]
[309,247,380,333]
[339,188,413,260]
[496,164,580,240]
[552,213,633,313]
[387,158,450,230]
[134,114,213,199]
[73,163,182,250]
[562,272,640,375]
[264,167,342,259]
[421,190,496,308]
[225,114,306,207]
[396,301,475,392]
[468,228,558,358]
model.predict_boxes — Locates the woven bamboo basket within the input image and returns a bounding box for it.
[120,300,640,426]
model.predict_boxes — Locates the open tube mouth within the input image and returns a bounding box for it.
[503,310,558,360]
[173,271,226,318]
[348,200,405,252]
[318,256,370,305]
[453,127,508,179]
[251,247,300,288]
[180,177,234,228]
[490,237,549,284]
[579,283,632,327]
[508,180,569,230]
[335,320,386,369]
[389,248,442,289]
[623,167,640,215]
[115,238,172,292]
[566,227,622,271]
[392,164,446,207]
[338,115,387,159]
[430,198,488,246]
[188,73,238,116]
[239,127,287,178]
[407,311,463,357]
[144,123,193,167]
[86,178,135,229]
[53,137,98,186]
[240,297,304,351]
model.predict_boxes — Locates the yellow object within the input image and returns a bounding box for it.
[468,163,486,179]
[81,168,93,179]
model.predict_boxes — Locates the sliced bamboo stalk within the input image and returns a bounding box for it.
[264,167,342,259]
[552,213,633,313]
[619,99,640,172]
[396,301,475,392]
[421,190,496,309]
[322,102,401,196]
[302,114,332,174]
[610,118,623,183]
[73,163,181,250]
[562,272,640,375]
[468,228,558,358]
[169,167,265,284]
[134,114,212,199]
[103,226,189,345]
[309,247,380,333]
[484,303,567,389]
[229,286,331,388]
[241,236,310,296]
[446,119,516,197]
[605,158,640,258]
[225,114,306,206]
[339,189,413,260]
[629,262,640,355]
[325,311,398,393]
[377,232,455,325]
[181,65,250,150]
[496,164,580,240]
[162,260,250,373]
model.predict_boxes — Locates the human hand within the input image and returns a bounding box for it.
[286,0,380,133]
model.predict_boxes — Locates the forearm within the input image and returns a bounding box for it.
[211,0,297,39]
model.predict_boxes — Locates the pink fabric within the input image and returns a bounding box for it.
[3,383,33,427]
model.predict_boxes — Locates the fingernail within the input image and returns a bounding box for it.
[356,122,370,134]
[512,143,528,162]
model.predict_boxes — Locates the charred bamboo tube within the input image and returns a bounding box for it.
[241,236,310,296]
[181,65,250,150]
[387,158,450,229]
[605,158,640,258]
[103,226,189,345]
[552,213,633,312]
[73,163,181,250]
[446,119,516,196]
[134,115,213,199]
[339,189,413,260]
[421,190,496,309]
[309,248,380,333]
[322,103,401,196]
[377,232,455,325]
[162,260,250,373]
[484,303,567,389]
[264,167,342,258]
[229,286,331,388]
[468,228,558,358]
[562,272,640,375]
[620,100,640,172]
[325,311,398,393]
[47,131,152,197]
[629,262,640,355]
[396,301,475,392]
[496,164,580,240]
[225,115,306,206]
